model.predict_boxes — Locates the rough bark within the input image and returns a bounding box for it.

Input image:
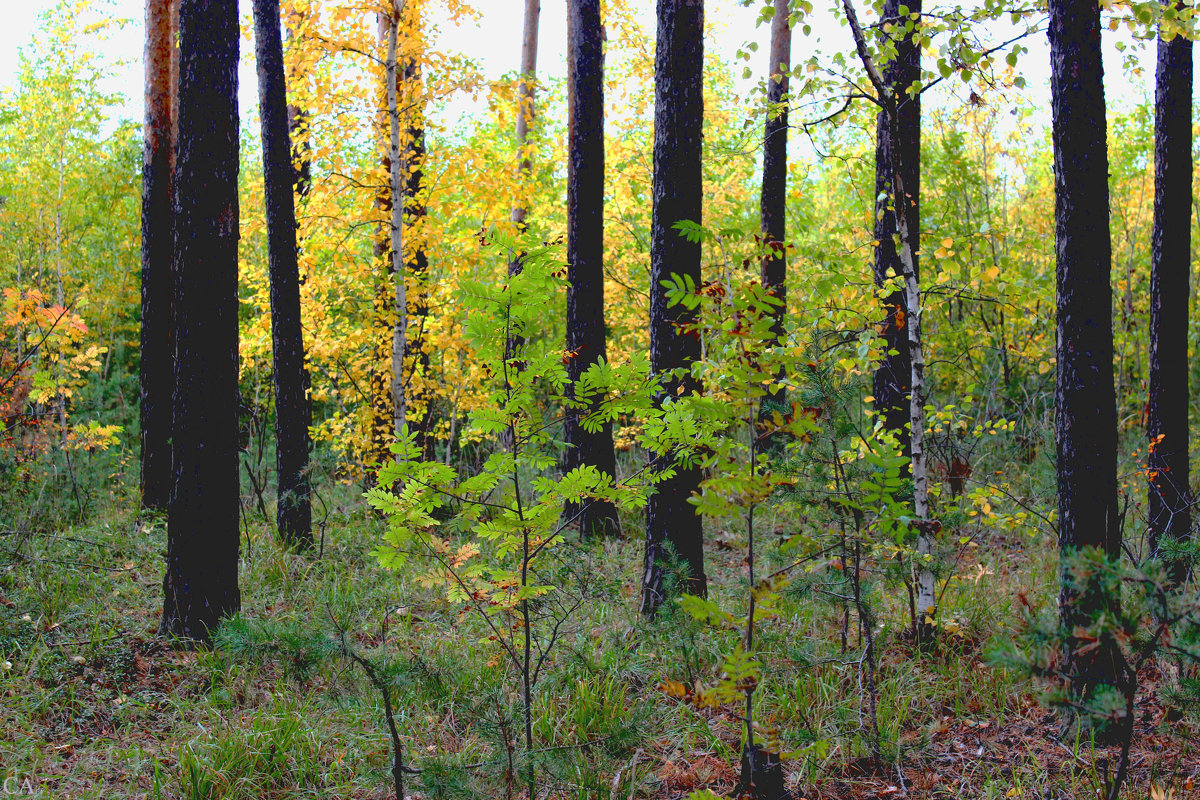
[385,5,407,439]
[160,0,241,642]
[1148,7,1192,585]
[871,0,920,466]
[641,0,707,615]
[253,0,313,549]
[139,0,176,513]
[564,0,620,539]
[760,0,791,345]
[1049,0,1121,699]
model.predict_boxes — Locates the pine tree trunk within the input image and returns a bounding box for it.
[1148,4,1192,585]
[563,0,620,539]
[160,0,241,642]
[139,0,176,513]
[760,0,790,345]
[642,0,706,615]
[1049,0,1121,702]
[252,0,313,550]
[871,0,920,466]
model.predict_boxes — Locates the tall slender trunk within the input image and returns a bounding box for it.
[139,0,176,512]
[385,4,406,438]
[1049,0,1121,704]
[564,0,620,539]
[641,0,707,616]
[503,0,541,380]
[760,0,790,345]
[402,56,432,457]
[509,0,541,274]
[368,9,397,472]
[252,0,313,549]
[160,0,241,643]
[844,0,933,642]
[1148,3,1192,585]
[871,0,920,468]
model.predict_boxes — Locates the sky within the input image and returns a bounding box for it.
[0,0,1168,142]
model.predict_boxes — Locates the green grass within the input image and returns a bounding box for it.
[0,455,1196,800]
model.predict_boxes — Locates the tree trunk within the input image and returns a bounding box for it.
[253,0,313,550]
[1148,4,1192,585]
[760,0,790,345]
[509,0,541,276]
[160,0,241,642]
[563,0,620,539]
[139,0,176,513]
[402,56,433,457]
[1049,0,1121,701]
[385,4,407,439]
[871,0,920,467]
[641,0,706,615]
[367,10,397,473]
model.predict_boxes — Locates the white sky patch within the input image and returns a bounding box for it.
[0,0,1169,144]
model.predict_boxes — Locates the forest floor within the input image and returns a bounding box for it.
[1,477,1198,800]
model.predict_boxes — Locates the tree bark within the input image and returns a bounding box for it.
[509,0,541,267]
[871,0,920,467]
[160,0,241,642]
[564,0,620,539]
[642,0,706,615]
[139,0,176,513]
[1148,4,1192,585]
[1049,0,1121,700]
[385,3,407,439]
[760,0,790,345]
[367,9,397,473]
[253,0,313,550]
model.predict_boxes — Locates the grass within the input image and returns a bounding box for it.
[0,452,1197,800]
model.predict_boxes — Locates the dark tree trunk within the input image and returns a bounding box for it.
[1148,7,1192,585]
[760,0,790,345]
[253,0,313,550]
[871,0,920,464]
[642,0,706,615]
[402,58,433,458]
[563,0,620,539]
[160,0,241,642]
[1049,0,1121,702]
[139,0,176,513]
